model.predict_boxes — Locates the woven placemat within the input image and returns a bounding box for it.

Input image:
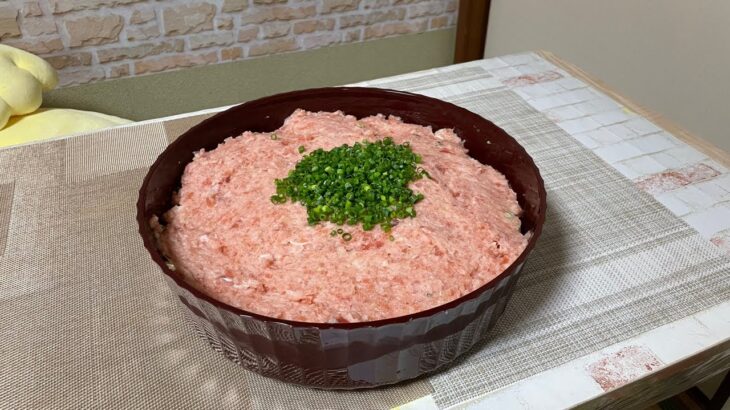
[1,63,728,409]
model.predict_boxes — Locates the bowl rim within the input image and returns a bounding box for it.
[137,86,547,330]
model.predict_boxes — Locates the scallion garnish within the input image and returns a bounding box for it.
[270,137,427,234]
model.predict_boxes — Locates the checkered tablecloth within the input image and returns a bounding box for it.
[1,52,728,409]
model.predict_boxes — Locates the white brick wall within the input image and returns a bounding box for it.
[0,0,457,87]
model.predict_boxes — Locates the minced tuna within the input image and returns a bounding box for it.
[153,110,528,323]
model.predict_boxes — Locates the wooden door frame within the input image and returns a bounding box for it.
[454,0,492,63]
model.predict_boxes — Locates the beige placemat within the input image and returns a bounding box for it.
[1,63,728,409]
[420,88,729,408]
[0,123,432,409]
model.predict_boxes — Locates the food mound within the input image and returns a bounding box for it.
[153,110,528,323]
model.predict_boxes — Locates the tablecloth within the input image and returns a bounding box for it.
[1,53,728,409]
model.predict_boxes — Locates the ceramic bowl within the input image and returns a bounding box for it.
[136,87,546,389]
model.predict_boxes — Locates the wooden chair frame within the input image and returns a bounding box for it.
[454,0,492,63]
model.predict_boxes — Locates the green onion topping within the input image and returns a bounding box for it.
[270,194,286,204]
[270,137,427,233]
[298,145,306,154]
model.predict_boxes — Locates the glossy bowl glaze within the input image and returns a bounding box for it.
[137,87,546,389]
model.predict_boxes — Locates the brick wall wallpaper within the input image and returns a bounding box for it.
[0,0,458,87]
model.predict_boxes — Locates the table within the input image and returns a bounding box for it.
[1,52,728,409]
[393,52,730,410]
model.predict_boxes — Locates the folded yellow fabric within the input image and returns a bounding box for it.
[0,44,132,147]
[0,108,131,147]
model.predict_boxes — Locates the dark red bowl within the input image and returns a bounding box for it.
[137,87,546,389]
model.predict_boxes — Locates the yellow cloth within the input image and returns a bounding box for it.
[0,108,131,147]
[0,44,57,129]
[0,44,132,147]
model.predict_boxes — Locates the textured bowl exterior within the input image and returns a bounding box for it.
[171,262,524,389]
[137,87,546,389]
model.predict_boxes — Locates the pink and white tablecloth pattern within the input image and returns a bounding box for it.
[496,53,730,255]
[366,52,730,410]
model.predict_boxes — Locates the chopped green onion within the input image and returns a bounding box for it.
[298,145,306,153]
[270,133,278,140]
[342,232,352,241]
[336,228,343,234]
[270,137,427,235]
[270,194,286,204]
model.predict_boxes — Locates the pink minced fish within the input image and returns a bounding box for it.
[154,110,527,323]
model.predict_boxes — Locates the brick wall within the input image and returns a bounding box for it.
[0,0,457,87]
